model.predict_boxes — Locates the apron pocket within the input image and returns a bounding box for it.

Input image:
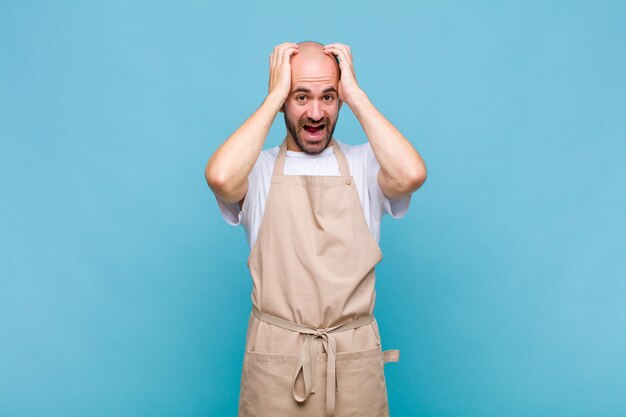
[241,345,390,417]
[242,350,325,417]
[335,344,390,416]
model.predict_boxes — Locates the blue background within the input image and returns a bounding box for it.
[1,1,625,416]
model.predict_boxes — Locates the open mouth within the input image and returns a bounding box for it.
[303,124,326,136]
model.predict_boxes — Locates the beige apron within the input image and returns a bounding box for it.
[238,138,400,417]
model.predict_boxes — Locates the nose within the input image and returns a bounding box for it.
[306,100,325,122]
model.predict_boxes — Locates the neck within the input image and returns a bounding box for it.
[285,135,334,153]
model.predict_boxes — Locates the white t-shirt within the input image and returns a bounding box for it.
[215,139,411,250]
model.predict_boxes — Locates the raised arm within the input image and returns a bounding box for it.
[204,42,300,208]
[324,43,427,199]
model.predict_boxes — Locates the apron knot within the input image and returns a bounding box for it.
[251,307,375,417]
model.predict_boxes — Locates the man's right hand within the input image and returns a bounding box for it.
[268,42,299,106]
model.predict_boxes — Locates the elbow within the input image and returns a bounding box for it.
[204,155,216,186]
[204,164,217,188]
[205,166,245,204]
[407,167,427,192]
[205,163,227,192]
[206,172,230,196]
[205,153,228,189]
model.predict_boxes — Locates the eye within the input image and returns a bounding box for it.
[324,95,335,101]
[296,95,306,102]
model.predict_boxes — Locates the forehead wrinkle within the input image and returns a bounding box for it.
[295,76,336,81]
[292,76,337,88]
[292,79,336,88]
[291,81,337,95]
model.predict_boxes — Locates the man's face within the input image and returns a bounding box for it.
[282,45,342,154]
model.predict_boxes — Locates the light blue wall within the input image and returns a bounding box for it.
[1,1,625,416]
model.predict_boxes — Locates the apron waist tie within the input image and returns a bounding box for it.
[251,306,375,417]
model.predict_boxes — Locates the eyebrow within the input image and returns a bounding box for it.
[292,87,338,95]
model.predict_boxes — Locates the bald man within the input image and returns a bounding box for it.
[205,41,426,416]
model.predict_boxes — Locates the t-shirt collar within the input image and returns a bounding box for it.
[286,142,336,159]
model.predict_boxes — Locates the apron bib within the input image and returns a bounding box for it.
[238,138,399,417]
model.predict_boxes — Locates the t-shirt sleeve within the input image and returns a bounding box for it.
[215,194,244,226]
[364,143,411,218]
[213,153,261,226]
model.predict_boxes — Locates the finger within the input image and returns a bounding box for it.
[272,43,294,67]
[324,45,347,58]
[281,44,299,59]
[276,42,299,57]
[331,46,352,64]
[324,43,351,57]
[324,47,351,66]
[325,44,352,58]
[280,45,299,66]
[323,49,340,65]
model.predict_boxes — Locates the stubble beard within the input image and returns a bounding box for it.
[284,112,338,155]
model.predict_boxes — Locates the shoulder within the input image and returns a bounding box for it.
[250,145,279,171]
[337,140,376,175]
[264,145,280,160]
[334,139,370,162]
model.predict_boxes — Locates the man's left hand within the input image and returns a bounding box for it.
[323,43,362,104]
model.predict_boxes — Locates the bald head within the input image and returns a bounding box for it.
[290,41,341,84]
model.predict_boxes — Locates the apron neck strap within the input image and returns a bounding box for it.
[273,138,351,178]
